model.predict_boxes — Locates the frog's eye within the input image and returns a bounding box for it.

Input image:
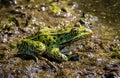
[71,28,79,36]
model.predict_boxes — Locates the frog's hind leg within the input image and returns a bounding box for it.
[17,39,46,62]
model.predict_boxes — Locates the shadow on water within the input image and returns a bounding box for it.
[75,0,120,40]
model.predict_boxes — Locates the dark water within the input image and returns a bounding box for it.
[76,0,120,40]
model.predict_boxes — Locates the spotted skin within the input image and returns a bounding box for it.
[17,26,92,62]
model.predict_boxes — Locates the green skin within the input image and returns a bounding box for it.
[17,26,92,62]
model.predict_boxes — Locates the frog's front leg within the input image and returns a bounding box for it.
[17,39,46,62]
[47,47,68,62]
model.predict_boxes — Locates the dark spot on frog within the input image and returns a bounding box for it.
[53,36,57,40]
[44,36,47,38]
[42,40,47,44]
[59,37,64,42]
[46,42,51,47]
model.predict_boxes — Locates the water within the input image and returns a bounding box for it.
[75,0,120,40]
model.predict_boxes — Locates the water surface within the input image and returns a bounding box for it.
[75,0,120,40]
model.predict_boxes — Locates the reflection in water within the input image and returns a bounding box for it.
[75,0,120,40]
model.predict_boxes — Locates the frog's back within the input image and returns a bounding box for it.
[26,27,58,46]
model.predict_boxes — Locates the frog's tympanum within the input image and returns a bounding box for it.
[17,26,92,62]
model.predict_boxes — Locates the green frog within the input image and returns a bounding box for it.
[17,26,93,62]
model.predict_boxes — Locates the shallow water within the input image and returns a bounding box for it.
[75,0,120,40]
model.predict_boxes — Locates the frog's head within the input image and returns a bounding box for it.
[59,26,93,44]
[70,26,93,41]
